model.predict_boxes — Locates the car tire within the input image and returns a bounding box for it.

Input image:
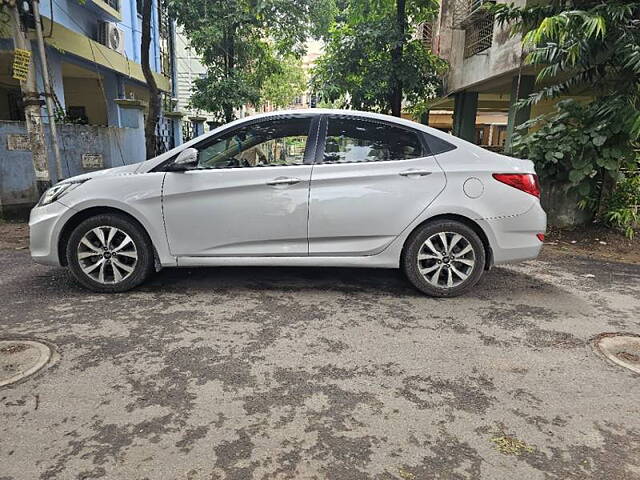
[402,220,486,297]
[66,213,154,293]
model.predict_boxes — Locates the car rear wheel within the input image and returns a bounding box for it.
[402,220,486,297]
[66,214,154,293]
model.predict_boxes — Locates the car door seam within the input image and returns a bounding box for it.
[159,172,177,264]
[306,115,323,256]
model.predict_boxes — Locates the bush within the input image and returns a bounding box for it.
[511,97,638,211]
[605,174,640,238]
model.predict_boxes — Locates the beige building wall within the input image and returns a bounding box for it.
[63,78,108,126]
[434,0,528,95]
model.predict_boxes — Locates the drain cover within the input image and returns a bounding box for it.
[595,333,640,374]
[0,340,52,387]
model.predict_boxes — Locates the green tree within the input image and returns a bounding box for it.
[493,1,640,112]
[493,1,640,214]
[259,57,308,109]
[167,0,334,123]
[311,0,446,117]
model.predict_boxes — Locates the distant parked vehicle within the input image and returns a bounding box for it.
[29,109,546,296]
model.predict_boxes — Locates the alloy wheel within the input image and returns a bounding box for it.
[76,226,138,284]
[416,231,476,289]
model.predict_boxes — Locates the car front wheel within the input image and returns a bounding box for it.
[66,214,154,293]
[402,220,486,297]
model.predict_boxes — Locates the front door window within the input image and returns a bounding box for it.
[197,118,311,169]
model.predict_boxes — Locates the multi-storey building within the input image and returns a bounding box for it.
[0,0,179,217]
[427,0,586,150]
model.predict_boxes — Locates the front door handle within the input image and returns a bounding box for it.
[399,169,432,177]
[266,177,302,186]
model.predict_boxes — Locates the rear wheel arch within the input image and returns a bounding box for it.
[58,207,157,267]
[400,213,493,271]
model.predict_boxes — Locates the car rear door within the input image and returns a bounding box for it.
[308,115,446,256]
[162,115,319,257]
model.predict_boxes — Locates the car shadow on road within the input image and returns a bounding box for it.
[132,264,564,300]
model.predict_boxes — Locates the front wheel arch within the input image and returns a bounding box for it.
[58,207,158,267]
[400,214,493,271]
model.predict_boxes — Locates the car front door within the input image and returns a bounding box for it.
[308,115,446,255]
[162,115,318,257]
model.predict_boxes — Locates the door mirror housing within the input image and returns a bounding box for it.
[168,147,198,171]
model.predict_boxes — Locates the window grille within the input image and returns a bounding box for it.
[452,0,494,28]
[182,119,194,143]
[158,6,172,76]
[418,22,433,50]
[463,11,494,58]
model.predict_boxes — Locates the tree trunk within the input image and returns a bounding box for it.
[141,0,161,159]
[390,0,406,117]
[222,27,235,124]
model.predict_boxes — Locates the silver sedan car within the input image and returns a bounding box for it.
[30,109,546,296]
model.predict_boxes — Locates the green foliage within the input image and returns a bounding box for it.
[311,0,446,115]
[492,1,640,218]
[492,1,640,121]
[167,0,334,122]
[605,173,640,238]
[512,98,637,203]
[259,57,308,109]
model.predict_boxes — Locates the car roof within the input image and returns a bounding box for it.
[143,108,471,170]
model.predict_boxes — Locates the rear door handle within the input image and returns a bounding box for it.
[399,169,432,177]
[266,177,302,186]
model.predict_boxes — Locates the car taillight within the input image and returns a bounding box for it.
[492,173,540,198]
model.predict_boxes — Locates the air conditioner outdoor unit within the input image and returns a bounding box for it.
[98,21,125,55]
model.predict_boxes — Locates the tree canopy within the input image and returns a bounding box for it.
[166,0,335,122]
[493,1,640,133]
[311,0,446,117]
[259,57,308,109]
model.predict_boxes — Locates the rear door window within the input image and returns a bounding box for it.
[322,117,424,164]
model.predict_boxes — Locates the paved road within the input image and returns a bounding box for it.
[1,247,640,480]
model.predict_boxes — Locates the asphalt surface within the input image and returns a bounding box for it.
[1,247,640,479]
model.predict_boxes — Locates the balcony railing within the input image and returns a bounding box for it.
[452,0,495,28]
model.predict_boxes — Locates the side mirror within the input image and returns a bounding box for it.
[168,147,198,171]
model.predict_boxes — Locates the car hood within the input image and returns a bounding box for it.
[59,163,143,184]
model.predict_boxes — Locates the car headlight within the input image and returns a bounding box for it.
[38,179,88,206]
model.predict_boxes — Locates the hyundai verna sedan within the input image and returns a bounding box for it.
[29,109,546,297]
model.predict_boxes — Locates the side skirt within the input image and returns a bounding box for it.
[175,255,399,269]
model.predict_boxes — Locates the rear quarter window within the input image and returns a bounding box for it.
[423,132,457,155]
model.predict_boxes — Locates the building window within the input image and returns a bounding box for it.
[463,11,494,58]
[66,106,89,124]
[452,0,495,58]
[105,0,119,11]
[7,90,25,121]
[158,5,172,76]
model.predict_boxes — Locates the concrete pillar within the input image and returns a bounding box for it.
[165,111,184,147]
[505,75,535,153]
[102,70,121,127]
[189,116,206,137]
[452,91,478,143]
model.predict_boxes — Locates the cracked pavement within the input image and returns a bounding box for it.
[1,247,640,479]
